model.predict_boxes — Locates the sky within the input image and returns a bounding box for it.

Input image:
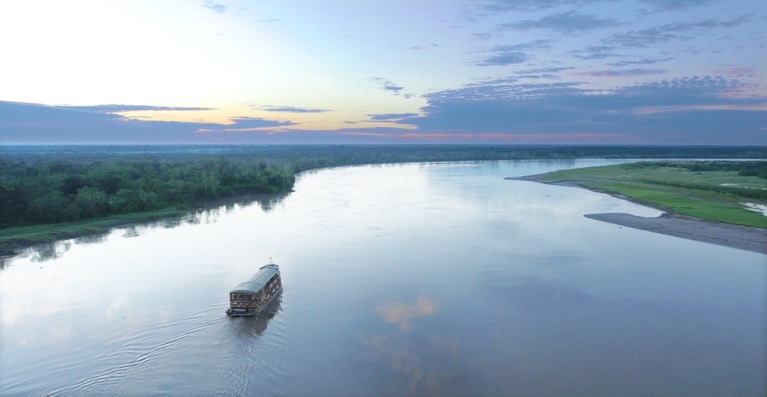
[0,0,765,145]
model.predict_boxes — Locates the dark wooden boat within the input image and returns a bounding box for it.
[226,263,282,316]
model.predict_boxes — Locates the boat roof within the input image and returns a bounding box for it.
[230,264,279,294]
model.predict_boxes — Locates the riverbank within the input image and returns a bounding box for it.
[0,208,188,256]
[0,192,288,257]
[508,174,767,254]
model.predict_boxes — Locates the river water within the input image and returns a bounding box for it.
[1,160,765,396]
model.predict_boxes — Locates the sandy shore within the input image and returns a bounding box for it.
[507,175,767,255]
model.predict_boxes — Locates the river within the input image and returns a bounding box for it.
[1,160,765,396]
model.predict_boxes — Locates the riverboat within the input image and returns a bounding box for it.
[226,263,282,316]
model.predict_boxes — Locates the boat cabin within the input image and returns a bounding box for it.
[226,264,282,316]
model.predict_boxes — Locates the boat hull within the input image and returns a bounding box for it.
[226,287,282,317]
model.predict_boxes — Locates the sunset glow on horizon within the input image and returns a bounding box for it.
[1,0,765,144]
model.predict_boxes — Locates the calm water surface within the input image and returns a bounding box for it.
[1,160,765,396]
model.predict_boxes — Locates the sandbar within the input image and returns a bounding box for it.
[508,175,767,255]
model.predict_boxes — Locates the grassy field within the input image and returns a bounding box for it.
[541,162,767,228]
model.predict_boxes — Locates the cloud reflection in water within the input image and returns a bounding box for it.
[375,295,436,332]
[367,296,474,395]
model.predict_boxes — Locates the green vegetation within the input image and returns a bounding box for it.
[1,145,766,253]
[541,161,767,228]
[0,156,294,227]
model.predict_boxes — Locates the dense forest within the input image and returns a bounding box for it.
[1,145,766,228]
[0,156,294,226]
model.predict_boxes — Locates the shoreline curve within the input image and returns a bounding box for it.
[507,175,767,255]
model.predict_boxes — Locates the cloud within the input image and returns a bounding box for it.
[201,117,296,132]
[612,76,749,106]
[580,68,666,77]
[56,104,214,113]
[607,57,673,67]
[0,101,292,144]
[259,105,331,113]
[373,78,405,95]
[514,67,575,74]
[0,101,218,144]
[476,49,528,66]
[475,40,551,66]
[466,77,519,87]
[638,0,720,12]
[501,11,619,34]
[391,76,767,144]
[713,66,758,79]
[203,2,227,13]
[403,83,587,133]
[479,0,617,12]
[605,16,751,47]
[426,81,584,102]
[571,45,622,60]
[408,43,439,51]
[512,66,575,79]
[514,73,560,79]
[367,113,420,121]
[1,101,420,145]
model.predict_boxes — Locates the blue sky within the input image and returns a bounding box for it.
[1,0,765,144]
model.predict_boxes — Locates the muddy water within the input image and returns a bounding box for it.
[1,160,765,396]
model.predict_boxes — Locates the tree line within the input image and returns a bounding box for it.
[1,145,765,228]
[0,157,294,227]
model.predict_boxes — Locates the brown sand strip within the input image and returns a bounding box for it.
[585,213,767,255]
[507,175,767,255]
